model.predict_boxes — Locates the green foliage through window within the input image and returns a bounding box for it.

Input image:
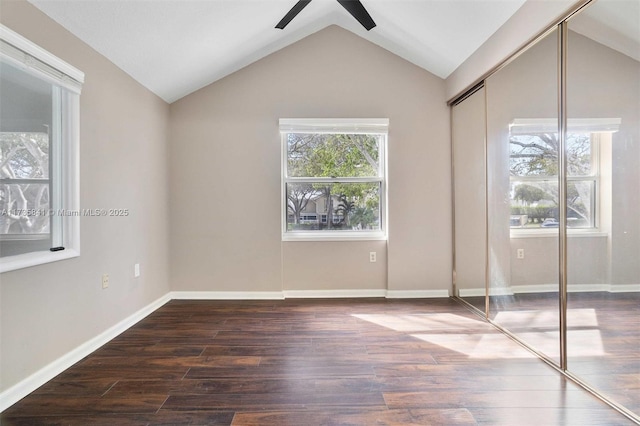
[282,125,386,235]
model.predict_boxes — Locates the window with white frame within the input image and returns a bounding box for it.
[0,25,83,272]
[509,118,619,231]
[281,118,388,240]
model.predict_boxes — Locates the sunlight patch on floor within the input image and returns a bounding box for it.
[566,329,608,356]
[494,308,599,329]
[353,310,606,359]
[352,313,485,332]
[411,332,534,359]
[353,313,533,359]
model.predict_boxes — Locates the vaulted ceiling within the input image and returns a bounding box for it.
[28,0,529,103]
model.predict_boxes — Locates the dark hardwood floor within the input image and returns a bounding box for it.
[467,291,640,416]
[1,298,635,425]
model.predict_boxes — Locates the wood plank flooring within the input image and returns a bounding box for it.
[466,291,640,415]
[1,298,635,425]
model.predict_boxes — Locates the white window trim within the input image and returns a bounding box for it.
[511,229,609,239]
[280,118,388,242]
[510,118,621,135]
[0,25,84,91]
[1,25,82,273]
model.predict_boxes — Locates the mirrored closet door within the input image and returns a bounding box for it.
[451,0,639,419]
[452,86,487,314]
[485,27,561,364]
[565,0,640,414]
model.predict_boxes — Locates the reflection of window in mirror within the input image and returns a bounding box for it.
[508,118,620,233]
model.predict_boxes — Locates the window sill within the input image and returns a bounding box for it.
[0,249,79,274]
[510,229,608,239]
[282,231,387,242]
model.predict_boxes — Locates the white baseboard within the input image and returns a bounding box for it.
[457,288,485,298]
[0,292,171,413]
[459,283,640,297]
[567,284,611,293]
[610,283,640,293]
[170,291,285,300]
[282,289,450,299]
[488,287,515,296]
[386,289,450,298]
[513,283,637,294]
[168,289,455,299]
[283,289,387,298]
[511,284,558,294]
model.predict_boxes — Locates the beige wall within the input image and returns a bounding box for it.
[567,31,640,286]
[169,25,451,294]
[0,0,171,392]
[509,236,608,288]
[283,241,387,292]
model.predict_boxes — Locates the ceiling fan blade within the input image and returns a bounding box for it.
[337,0,376,31]
[276,0,312,29]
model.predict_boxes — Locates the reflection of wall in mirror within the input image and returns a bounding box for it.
[485,29,559,294]
[567,29,640,289]
[484,27,639,292]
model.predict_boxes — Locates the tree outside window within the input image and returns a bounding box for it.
[281,119,387,239]
[1,132,51,236]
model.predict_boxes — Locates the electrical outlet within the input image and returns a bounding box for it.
[517,249,525,259]
[134,263,140,278]
[369,252,377,263]
[102,274,109,289]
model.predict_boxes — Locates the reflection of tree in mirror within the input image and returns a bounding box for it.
[510,132,591,177]
[510,133,559,176]
[566,182,589,220]
[509,132,594,226]
[0,132,51,234]
[513,184,546,205]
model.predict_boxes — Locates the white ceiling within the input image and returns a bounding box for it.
[571,0,640,63]
[28,0,528,103]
